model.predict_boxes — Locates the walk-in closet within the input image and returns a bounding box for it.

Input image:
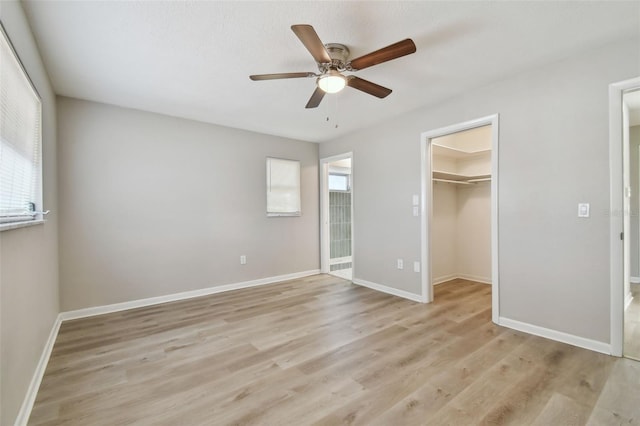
[431,125,492,286]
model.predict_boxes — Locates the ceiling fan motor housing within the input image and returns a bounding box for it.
[321,43,350,72]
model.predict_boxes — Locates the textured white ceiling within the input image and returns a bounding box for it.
[21,1,640,143]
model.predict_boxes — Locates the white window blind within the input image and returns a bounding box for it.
[0,27,42,224]
[266,157,301,216]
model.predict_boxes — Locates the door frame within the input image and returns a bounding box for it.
[609,76,640,357]
[320,152,354,276]
[420,114,500,322]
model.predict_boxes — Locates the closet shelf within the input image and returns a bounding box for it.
[432,143,491,159]
[433,170,491,183]
[433,178,471,185]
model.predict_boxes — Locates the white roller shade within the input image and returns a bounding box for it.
[266,157,301,216]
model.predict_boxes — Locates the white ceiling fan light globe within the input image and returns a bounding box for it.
[318,71,346,94]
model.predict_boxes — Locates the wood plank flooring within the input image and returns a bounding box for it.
[28,275,640,425]
[625,283,640,360]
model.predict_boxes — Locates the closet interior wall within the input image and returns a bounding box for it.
[431,125,492,285]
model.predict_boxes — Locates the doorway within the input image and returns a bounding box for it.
[609,76,640,358]
[625,90,640,360]
[421,115,499,322]
[320,153,353,281]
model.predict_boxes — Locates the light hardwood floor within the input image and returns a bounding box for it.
[624,283,640,360]
[29,275,640,425]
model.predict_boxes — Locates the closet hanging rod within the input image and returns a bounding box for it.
[466,177,492,183]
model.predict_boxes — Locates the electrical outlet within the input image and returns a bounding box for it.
[414,261,420,273]
[397,259,404,270]
[240,255,247,265]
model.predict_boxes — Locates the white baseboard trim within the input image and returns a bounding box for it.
[625,292,634,311]
[630,276,640,284]
[14,314,62,426]
[329,256,352,266]
[433,274,458,285]
[432,274,492,286]
[60,269,320,321]
[352,278,425,303]
[457,274,492,285]
[498,316,611,355]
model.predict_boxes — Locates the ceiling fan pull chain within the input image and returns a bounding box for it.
[322,86,339,128]
[333,92,339,129]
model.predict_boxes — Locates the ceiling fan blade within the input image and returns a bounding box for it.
[346,76,392,98]
[305,86,325,108]
[291,24,331,64]
[348,39,416,71]
[250,72,316,81]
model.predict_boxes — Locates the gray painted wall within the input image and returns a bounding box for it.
[0,1,60,424]
[320,38,640,344]
[57,97,319,311]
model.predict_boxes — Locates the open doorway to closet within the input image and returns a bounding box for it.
[320,153,353,281]
[421,115,499,322]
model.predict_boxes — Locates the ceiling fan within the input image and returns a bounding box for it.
[249,25,416,109]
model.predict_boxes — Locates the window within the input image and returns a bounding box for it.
[266,157,301,216]
[328,173,350,192]
[0,25,42,226]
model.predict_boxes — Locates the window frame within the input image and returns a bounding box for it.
[0,22,44,231]
[328,173,351,192]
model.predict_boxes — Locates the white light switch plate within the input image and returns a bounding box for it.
[412,195,419,206]
[578,203,590,218]
[413,206,419,217]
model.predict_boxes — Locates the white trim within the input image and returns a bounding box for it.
[352,278,425,303]
[490,120,500,324]
[420,114,500,321]
[609,77,640,357]
[631,276,640,284]
[329,256,352,265]
[499,317,611,355]
[433,274,492,285]
[457,274,492,285]
[625,292,634,311]
[420,136,430,301]
[60,269,320,321]
[432,274,458,285]
[0,219,45,232]
[14,314,62,426]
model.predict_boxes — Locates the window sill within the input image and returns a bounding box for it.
[0,219,46,232]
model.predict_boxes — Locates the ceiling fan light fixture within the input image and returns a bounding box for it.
[317,71,346,94]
